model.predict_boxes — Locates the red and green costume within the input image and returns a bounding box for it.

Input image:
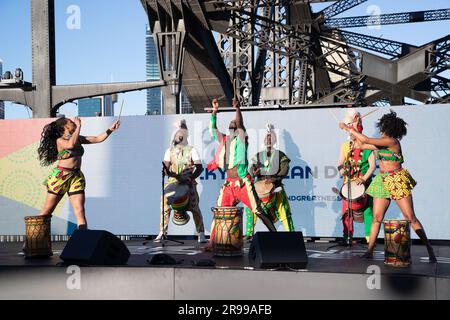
[340,141,373,241]
[208,114,276,242]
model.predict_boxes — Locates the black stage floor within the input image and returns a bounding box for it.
[2,239,450,299]
[1,239,450,278]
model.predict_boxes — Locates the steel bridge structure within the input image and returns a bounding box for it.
[0,0,449,117]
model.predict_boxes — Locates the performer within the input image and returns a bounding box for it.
[337,109,375,245]
[37,117,120,230]
[154,120,207,243]
[245,124,294,238]
[340,110,436,262]
[206,98,276,247]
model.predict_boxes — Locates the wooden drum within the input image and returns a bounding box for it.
[384,219,411,267]
[212,207,243,257]
[23,216,53,258]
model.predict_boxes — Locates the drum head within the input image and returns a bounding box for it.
[384,219,410,224]
[212,206,243,211]
[255,180,273,198]
[340,180,365,200]
[164,182,189,202]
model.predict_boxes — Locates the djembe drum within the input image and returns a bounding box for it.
[384,219,411,267]
[164,181,191,226]
[23,216,53,258]
[340,180,368,223]
[212,207,243,256]
[254,180,278,222]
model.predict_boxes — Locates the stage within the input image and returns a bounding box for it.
[0,238,449,300]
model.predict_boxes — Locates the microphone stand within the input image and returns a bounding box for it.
[345,159,353,247]
[144,162,184,246]
[327,159,354,250]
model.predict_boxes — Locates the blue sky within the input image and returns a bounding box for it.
[1,0,449,119]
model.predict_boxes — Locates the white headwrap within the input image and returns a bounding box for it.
[264,123,277,147]
[170,119,189,147]
[342,108,361,125]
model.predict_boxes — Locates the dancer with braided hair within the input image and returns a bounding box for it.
[38,117,120,230]
[339,110,436,262]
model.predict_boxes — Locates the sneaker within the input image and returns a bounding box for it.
[198,232,207,243]
[153,232,164,243]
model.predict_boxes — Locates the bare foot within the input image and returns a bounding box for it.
[202,242,214,252]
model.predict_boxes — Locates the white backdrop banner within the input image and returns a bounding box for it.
[1,104,449,239]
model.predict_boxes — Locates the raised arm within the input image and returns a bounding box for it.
[339,122,394,150]
[233,98,245,131]
[80,120,120,144]
[209,99,224,142]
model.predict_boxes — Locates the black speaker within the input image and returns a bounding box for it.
[248,232,308,269]
[60,230,130,265]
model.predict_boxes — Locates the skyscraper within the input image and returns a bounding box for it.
[78,95,116,117]
[146,25,193,115]
[146,25,162,115]
[0,58,5,119]
[180,87,193,114]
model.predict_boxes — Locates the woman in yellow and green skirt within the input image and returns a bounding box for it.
[339,110,436,262]
[38,117,120,230]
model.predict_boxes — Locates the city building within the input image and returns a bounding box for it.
[180,87,193,114]
[78,95,116,117]
[146,25,193,115]
[146,25,162,115]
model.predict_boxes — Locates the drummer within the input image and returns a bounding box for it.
[337,109,376,245]
[245,124,295,238]
[154,120,207,243]
[205,97,277,248]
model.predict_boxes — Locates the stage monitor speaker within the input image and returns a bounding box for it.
[248,232,308,269]
[60,230,130,265]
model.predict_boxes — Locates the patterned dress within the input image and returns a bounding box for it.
[366,149,416,200]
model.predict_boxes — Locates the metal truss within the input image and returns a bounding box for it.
[225,8,310,59]
[217,1,255,106]
[218,1,314,105]
[321,29,415,58]
[427,35,450,75]
[212,0,450,107]
[319,0,367,19]
[210,0,334,10]
[324,9,450,29]
[429,75,450,103]
[142,0,450,110]
[317,37,361,78]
